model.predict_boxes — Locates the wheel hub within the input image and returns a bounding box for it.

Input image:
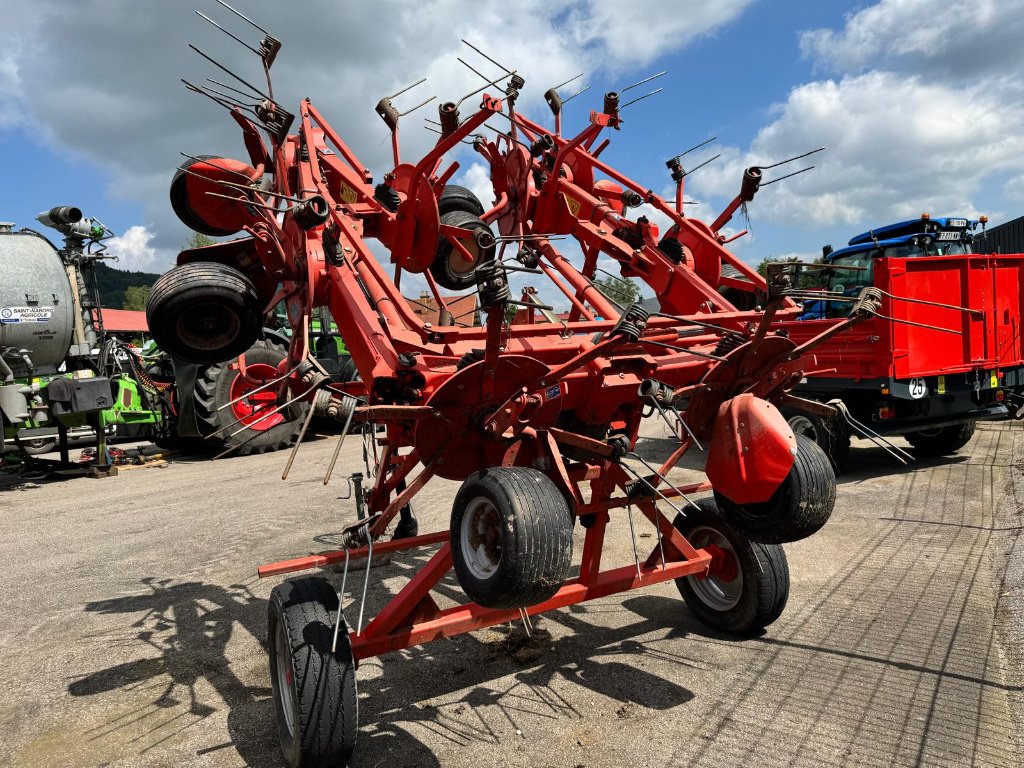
[230,362,285,431]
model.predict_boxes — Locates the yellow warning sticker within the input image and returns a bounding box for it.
[991,372,999,388]
[564,195,582,216]
[937,375,945,394]
[338,182,358,204]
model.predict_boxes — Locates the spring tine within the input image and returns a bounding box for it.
[205,190,282,212]
[562,85,591,105]
[399,95,437,117]
[460,39,514,75]
[877,288,982,315]
[180,151,257,182]
[281,400,318,480]
[188,44,272,101]
[620,88,663,110]
[323,404,357,485]
[196,11,263,56]
[214,0,271,35]
[211,389,307,441]
[761,165,815,187]
[759,146,825,171]
[625,503,642,580]
[210,420,267,460]
[648,397,681,439]
[620,71,667,94]
[640,338,727,362]
[833,401,912,464]
[456,69,518,108]
[551,72,584,91]
[668,136,717,164]
[207,77,263,101]
[623,453,701,512]
[386,77,427,101]
[681,153,721,178]
[356,527,373,636]
[518,608,532,637]
[331,549,350,654]
[669,405,704,452]
[648,311,736,336]
[876,313,961,335]
[457,57,495,85]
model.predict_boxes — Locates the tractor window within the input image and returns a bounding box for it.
[826,253,873,318]
[883,239,972,257]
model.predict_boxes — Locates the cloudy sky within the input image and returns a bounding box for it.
[1,0,1022,306]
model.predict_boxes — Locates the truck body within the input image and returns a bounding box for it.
[775,215,1024,464]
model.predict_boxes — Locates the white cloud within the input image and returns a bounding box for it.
[103,225,174,272]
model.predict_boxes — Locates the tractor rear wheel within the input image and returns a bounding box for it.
[905,421,976,456]
[194,340,307,456]
[714,434,836,544]
[674,498,789,634]
[147,261,262,365]
[451,467,573,609]
[268,576,358,768]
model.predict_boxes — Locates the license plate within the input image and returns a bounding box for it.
[947,218,968,228]
[937,231,960,241]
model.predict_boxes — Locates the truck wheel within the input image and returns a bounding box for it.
[147,262,262,365]
[194,340,307,456]
[451,467,573,609]
[714,434,836,544]
[20,437,56,455]
[782,408,850,471]
[430,209,496,291]
[268,577,358,768]
[905,421,976,456]
[674,498,789,634]
[438,184,485,217]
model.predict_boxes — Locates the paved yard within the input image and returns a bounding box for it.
[0,421,1021,767]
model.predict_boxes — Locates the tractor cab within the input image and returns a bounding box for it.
[800,215,984,320]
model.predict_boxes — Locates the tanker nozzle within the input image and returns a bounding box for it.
[36,206,83,229]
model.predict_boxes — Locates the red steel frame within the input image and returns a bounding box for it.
[176,56,872,660]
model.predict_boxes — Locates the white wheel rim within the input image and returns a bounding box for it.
[460,497,502,580]
[788,414,818,441]
[274,619,295,736]
[687,525,743,611]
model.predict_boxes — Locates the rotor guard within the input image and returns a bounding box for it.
[705,393,796,505]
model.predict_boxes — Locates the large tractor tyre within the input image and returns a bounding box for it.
[674,498,789,635]
[194,340,307,456]
[438,184,485,217]
[430,209,496,292]
[905,421,976,456]
[781,406,851,471]
[170,154,242,236]
[147,262,262,365]
[714,434,836,545]
[451,467,573,609]
[268,576,358,768]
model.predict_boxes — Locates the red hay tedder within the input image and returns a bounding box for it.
[148,5,893,765]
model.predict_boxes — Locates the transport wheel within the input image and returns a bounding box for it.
[905,421,976,456]
[451,467,573,609]
[268,576,358,768]
[438,184,485,217]
[781,407,850,471]
[714,434,836,544]
[20,437,56,455]
[147,262,262,364]
[170,154,243,236]
[194,340,307,456]
[430,209,496,291]
[674,498,789,634]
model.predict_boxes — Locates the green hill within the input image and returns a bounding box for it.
[94,262,160,309]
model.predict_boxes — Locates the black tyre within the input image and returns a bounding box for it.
[194,340,307,456]
[782,406,850,471]
[20,437,56,455]
[714,433,836,544]
[430,209,496,291]
[147,261,262,365]
[268,577,358,768]
[674,498,789,634]
[451,467,573,609]
[905,421,975,456]
[438,184,485,217]
[170,154,241,236]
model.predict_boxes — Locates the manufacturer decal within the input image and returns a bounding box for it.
[1,306,54,323]
[338,181,359,204]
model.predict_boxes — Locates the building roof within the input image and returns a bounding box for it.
[405,292,480,326]
[94,308,149,333]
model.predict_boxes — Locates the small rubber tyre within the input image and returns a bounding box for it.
[674,497,789,634]
[194,339,308,456]
[714,433,836,544]
[430,209,496,291]
[147,261,262,365]
[438,184,485,217]
[451,467,573,609]
[782,406,850,471]
[905,421,975,456]
[268,577,358,768]
[20,437,56,455]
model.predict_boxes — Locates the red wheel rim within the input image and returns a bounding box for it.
[229,363,284,431]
